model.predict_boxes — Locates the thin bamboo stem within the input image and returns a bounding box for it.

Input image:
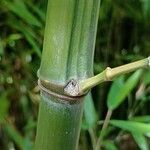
[95,109,113,150]
[78,57,150,95]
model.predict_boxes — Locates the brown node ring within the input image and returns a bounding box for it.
[38,79,86,102]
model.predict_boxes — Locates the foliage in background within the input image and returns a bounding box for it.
[0,0,47,149]
[0,0,149,149]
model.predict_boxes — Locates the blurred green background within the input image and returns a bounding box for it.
[0,0,149,150]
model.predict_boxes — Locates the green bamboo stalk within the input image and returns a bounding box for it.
[35,1,100,150]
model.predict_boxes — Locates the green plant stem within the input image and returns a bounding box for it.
[79,57,150,95]
[35,1,100,150]
[35,92,83,150]
[89,128,97,150]
[95,109,113,150]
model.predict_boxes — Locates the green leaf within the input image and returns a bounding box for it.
[5,124,28,150]
[0,37,4,56]
[8,33,22,41]
[5,0,42,27]
[107,70,142,110]
[4,117,34,150]
[23,136,33,150]
[7,20,41,57]
[143,70,150,85]
[130,116,150,123]
[0,95,9,124]
[142,0,150,19]
[107,76,124,110]
[102,140,118,150]
[110,120,150,135]
[25,1,45,22]
[99,0,112,21]
[132,132,149,150]
[84,93,98,129]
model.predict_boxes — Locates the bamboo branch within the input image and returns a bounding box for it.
[64,57,150,97]
[95,109,113,150]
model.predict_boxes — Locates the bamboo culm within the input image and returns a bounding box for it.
[35,1,100,150]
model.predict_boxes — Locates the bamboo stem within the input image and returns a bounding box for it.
[35,1,100,150]
[35,92,83,150]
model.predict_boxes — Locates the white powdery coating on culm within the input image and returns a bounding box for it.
[64,79,79,97]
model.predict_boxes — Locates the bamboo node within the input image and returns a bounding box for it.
[105,67,113,80]
[38,79,85,102]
